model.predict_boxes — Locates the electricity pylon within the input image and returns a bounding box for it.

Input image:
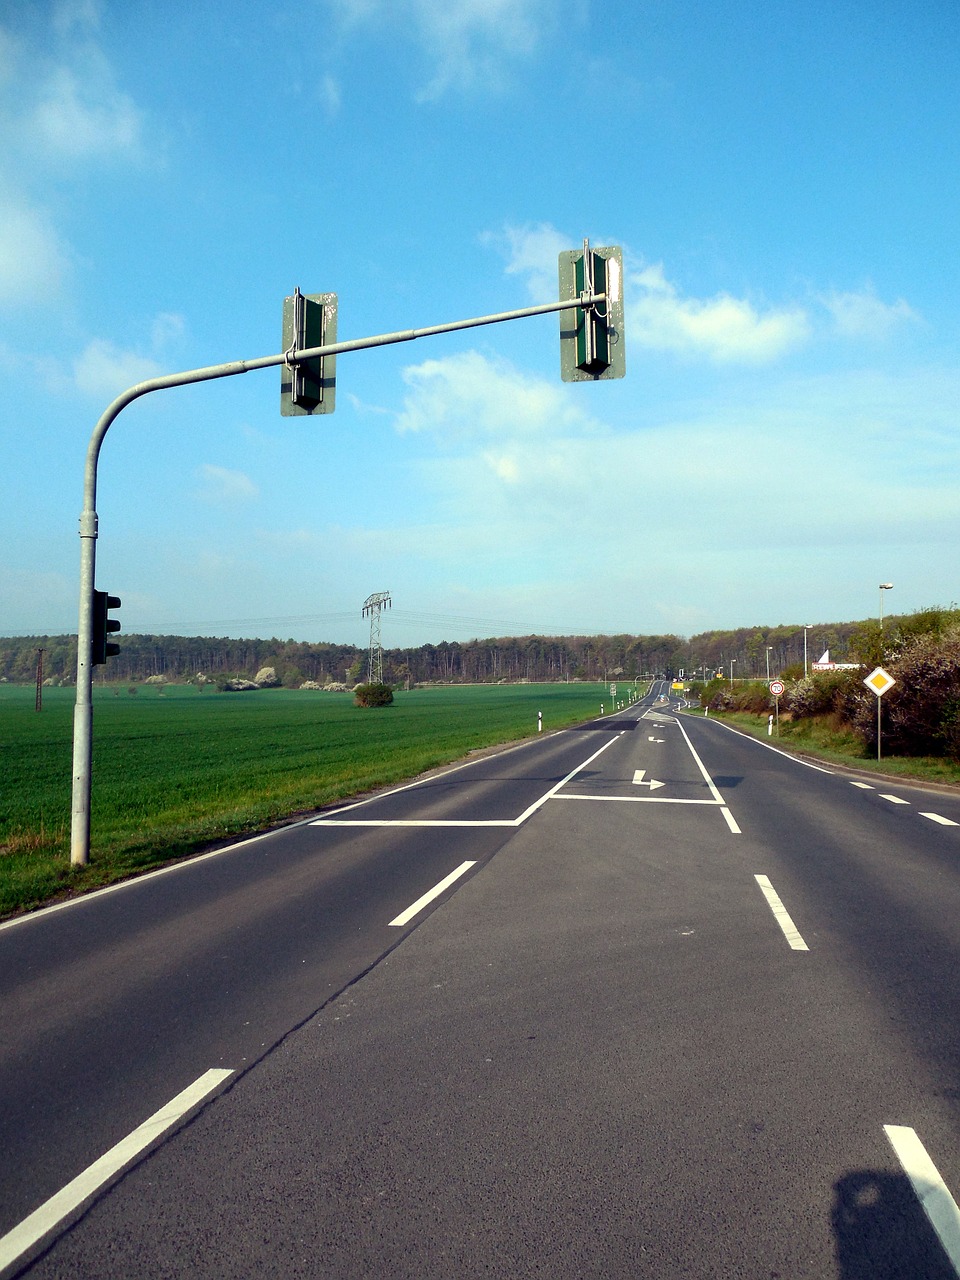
[362,591,391,684]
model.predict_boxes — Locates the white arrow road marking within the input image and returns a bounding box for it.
[647,736,665,743]
[632,769,665,791]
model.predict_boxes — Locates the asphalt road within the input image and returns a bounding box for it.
[5,681,960,1277]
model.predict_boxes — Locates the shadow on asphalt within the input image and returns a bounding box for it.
[576,720,639,732]
[832,1169,955,1278]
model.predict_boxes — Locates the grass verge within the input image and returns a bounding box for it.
[693,708,960,787]
[0,681,622,919]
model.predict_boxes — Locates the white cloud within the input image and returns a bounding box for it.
[627,261,810,363]
[395,349,601,444]
[194,465,260,506]
[3,3,146,170]
[0,4,149,310]
[330,0,551,100]
[27,60,144,162]
[406,365,960,607]
[820,287,919,339]
[0,196,70,305]
[485,224,810,363]
[150,312,186,351]
[410,0,545,100]
[52,0,104,40]
[71,339,161,401]
[318,74,341,116]
[482,222,570,302]
[61,312,184,400]
[483,452,521,484]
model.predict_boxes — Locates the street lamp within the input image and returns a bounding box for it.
[766,646,773,681]
[879,583,893,631]
[729,658,736,686]
[803,625,812,677]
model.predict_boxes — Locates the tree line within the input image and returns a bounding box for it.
[700,608,960,760]
[1,613,936,687]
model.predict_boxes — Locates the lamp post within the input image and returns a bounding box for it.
[729,658,736,687]
[766,646,773,681]
[803,625,812,677]
[879,583,893,633]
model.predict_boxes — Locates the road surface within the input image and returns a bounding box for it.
[4,681,960,1276]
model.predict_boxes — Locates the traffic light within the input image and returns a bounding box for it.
[280,288,337,415]
[558,243,625,382]
[92,590,121,665]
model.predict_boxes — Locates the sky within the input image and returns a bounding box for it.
[1,0,958,649]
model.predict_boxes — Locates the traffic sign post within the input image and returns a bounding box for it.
[864,666,896,760]
[558,243,625,382]
[769,679,785,735]
[281,289,337,415]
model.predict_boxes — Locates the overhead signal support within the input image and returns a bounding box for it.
[70,248,624,865]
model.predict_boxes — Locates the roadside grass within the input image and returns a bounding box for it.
[697,707,960,786]
[0,681,617,918]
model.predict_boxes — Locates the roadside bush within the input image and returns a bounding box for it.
[731,681,778,714]
[851,625,960,758]
[353,682,394,708]
[786,671,861,720]
[703,679,773,714]
[701,680,732,711]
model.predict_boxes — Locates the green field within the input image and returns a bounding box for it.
[0,681,621,918]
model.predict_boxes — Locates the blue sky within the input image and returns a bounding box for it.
[1,0,958,648]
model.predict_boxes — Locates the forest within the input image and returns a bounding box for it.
[0,615,906,688]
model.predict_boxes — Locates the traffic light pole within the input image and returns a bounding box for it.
[69,287,607,865]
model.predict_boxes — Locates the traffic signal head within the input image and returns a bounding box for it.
[281,288,337,415]
[92,589,121,665]
[558,244,625,382]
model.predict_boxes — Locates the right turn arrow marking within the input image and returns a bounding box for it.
[633,769,665,791]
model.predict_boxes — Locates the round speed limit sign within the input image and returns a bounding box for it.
[770,680,785,697]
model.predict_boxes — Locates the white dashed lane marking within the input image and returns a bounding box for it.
[754,875,809,952]
[885,1125,960,1275]
[921,812,960,827]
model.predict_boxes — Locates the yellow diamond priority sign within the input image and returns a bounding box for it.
[864,666,896,697]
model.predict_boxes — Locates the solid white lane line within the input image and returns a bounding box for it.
[671,717,741,833]
[850,781,874,790]
[674,718,725,804]
[314,819,515,828]
[884,1125,960,1273]
[721,807,742,834]
[553,794,720,805]
[880,794,910,805]
[388,861,477,927]
[0,1068,233,1276]
[921,813,960,827]
[754,875,809,951]
[0,830,294,933]
[698,718,835,773]
[312,735,544,822]
[512,735,622,825]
